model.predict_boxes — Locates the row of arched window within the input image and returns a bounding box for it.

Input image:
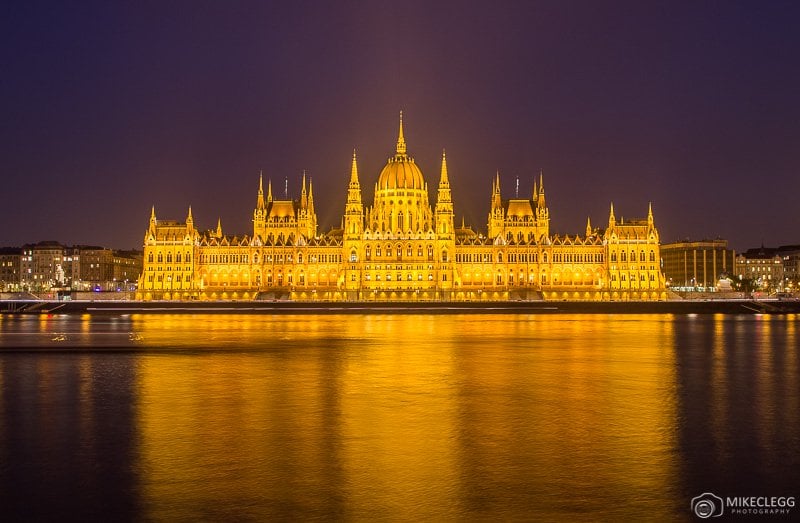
[148,251,191,263]
[610,250,656,263]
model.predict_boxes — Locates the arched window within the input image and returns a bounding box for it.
[167,253,172,263]
[498,252,503,262]
[442,250,449,262]
[417,245,422,257]
[148,253,154,263]
[427,245,434,261]
[611,252,617,262]
[640,251,646,262]
[298,253,303,264]
[157,253,163,263]
[621,251,627,262]
[649,250,655,262]
[350,249,357,262]
[366,246,371,260]
[176,253,182,263]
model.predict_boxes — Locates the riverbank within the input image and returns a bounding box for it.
[2,299,799,315]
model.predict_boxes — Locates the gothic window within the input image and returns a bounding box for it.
[298,253,303,264]
[427,245,434,261]
[376,247,381,257]
[148,253,154,263]
[649,250,655,262]
[498,252,503,262]
[397,245,402,258]
[176,253,182,263]
[543,253,548,263]
[157,253,163,263]
[417,246,422,257]
[640,251,645,262]
[407,245,412,256]
[350,250,357,262]
[611,252,617,262]
[366,247,371,260]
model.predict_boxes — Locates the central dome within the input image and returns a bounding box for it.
[376,112,427,191]
[377,156,425,190]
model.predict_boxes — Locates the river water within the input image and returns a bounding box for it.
[0,313,797,520]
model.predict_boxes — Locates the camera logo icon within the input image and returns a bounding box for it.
[691,492,724,518]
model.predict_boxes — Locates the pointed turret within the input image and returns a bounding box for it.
[647,202,654,227]
[586,216,592,238]
[186,205,194,229]
[267,179,273,202]
[440,149,449,185]
[148,206,157,234]
[396,110,407,156]
[350,149,359,184]
[307,177,315,214]
[300,170,308,209]
[257,171,265,209]
[537,169,546,208]
[435,149,454,236]
[344,150,365,242]
[216,218,223,239]
[608,202,616,229]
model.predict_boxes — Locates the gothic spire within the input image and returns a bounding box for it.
[350,149,359,184]
[396,110,407,156]
[267,179,273,202]
[257,171,265,209]
[439,149,449,185]
[586,216,592,237]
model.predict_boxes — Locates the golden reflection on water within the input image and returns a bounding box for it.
[132,314,681,519]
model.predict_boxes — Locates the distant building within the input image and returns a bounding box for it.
[4,243,142,293]
[21,241,67,292]
[72,247,143,291]
[0,247,21,291]
[777,245,800,289]
[660,239,735,291]
[735,246,784,292]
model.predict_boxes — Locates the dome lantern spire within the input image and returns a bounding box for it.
[396,110,407,156]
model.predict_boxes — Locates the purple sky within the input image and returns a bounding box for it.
[2,1,799,251]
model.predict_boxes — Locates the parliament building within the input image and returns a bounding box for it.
[137,115,667,301]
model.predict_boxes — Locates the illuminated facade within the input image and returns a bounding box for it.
[137,115,666,301]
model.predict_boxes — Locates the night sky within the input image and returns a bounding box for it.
[3,1,799,251]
